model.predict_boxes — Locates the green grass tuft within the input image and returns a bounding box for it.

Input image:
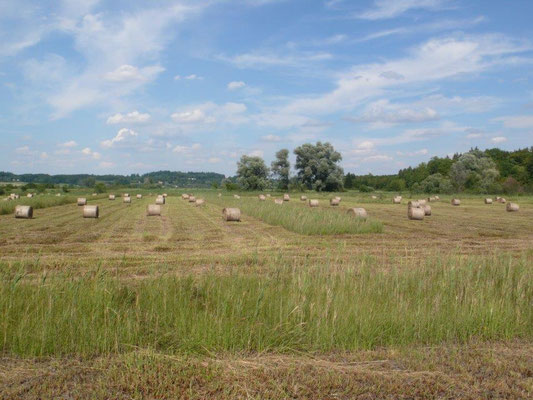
[1,254,531,357]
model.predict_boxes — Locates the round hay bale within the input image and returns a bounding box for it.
[309,199,319,207]
[274,199,283,205]
[393,196,402,204]
[182,194,190,199]
[223,207,241,221]
[334,196,341,202]
[418,199,427,206]
[435,195,440,201]
[300,195,307,201]
[109,194,116,200]
[371,195,377,199]
[77,198,87,206]
[266,194,271,197]
[195,198,205,206]
[147,204,161,216]
[408,207,425,220]
[407,200,420,209]
[506,202,519,212]
[92,193,97,196]
[123,196,131,203]
[136,194,142,199]
[451,198,461,206]
[423,204,432,216]
[428,196,436,202]
[188,196,196,203]
[258,194,266,201]
[123,193,129,198]
[347,208,367,218]
[499,198,507,204]
[83,205,99,218]
[163,193,168,198]
[330,198,340,206]
[15,205,33,219]
[234,194,241,199]
[155,196,165,205]
[27,193,33,198]
[484,198,493,204]
[218,193,222,197]
[496,196,502,201]
[283,194,290,201]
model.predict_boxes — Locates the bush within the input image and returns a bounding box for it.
[359,185,374,192]
[502,177,524,194]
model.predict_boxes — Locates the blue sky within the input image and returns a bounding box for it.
[1,0,532,176]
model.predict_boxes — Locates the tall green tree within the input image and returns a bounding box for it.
[449,149,499,192]
[271,149,290,190]
[294,142,344,191]
[236,155,269,190]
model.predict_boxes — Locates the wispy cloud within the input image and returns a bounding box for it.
[358,0,453,20]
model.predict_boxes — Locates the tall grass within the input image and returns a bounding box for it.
[0,195,79,215]
[211,196,383,235]
[1,254,531,357]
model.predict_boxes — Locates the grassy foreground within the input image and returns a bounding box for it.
[1,254,531,357]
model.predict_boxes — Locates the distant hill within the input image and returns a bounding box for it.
[0,170,225,188]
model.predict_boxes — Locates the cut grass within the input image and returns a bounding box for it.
[1,253,531,357]
[209,195,384,235]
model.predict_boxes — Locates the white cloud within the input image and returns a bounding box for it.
[282,35,531,116]
[81,147,101,159]
[172,143,202,154]
[490,136,507,143]
[107,111,151,124]
[17,3,207,118]
[208,157,222,163]
[493,115,533,129]
[101,128,138,148]
[59,140,78,148]
[174,74,203,80]
[261,134,282,142]
[362,154,393,162]
[221,50,332,69]
[396,149,429,156]
[249,150,264,157]
[359,0,451,20]
[171,109,212,124]
[227,81,246,90]
[15,146,32,155]
[104,64,165,82]
[349,99,439,126]
[466,132,483,139]
[171,102,248,127]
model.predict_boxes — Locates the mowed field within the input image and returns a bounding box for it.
[1,191,532,399]
[1,191,532,273]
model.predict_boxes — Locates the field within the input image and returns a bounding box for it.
[1,191,532,399]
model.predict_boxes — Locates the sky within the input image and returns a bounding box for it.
[1,0,532,176]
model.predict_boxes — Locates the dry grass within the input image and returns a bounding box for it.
[1,341,531,399]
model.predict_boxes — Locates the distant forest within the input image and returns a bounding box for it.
[345,147,533,194]
[2,147,532,194]
[0,171,225,188]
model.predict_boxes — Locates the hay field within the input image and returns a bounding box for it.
[1,191,532,399]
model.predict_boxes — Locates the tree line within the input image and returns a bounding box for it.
[345,147,533,194]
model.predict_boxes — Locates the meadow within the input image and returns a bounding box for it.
[0,190,532,398]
